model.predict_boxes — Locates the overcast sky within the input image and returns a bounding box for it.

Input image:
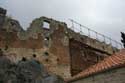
[0,0,125,46]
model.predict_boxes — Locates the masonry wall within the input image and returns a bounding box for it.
[69,67,125,83]
[0,7,119,79]
[67,28,118,76]
[69,39,106,76]
[0,15,71,79]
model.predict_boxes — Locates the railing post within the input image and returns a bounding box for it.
[109,38,112,45]
[103,35,106,43]
[95,32,98,40]
[88,28,90,37]
[71,19,74,31]
[115,41,118,48]
[120,43,123,49]
[79,24,82,34]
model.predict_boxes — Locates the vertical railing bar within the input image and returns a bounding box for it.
[103,35,106,43]
[88,28,90,37]
[71,19,74,31]
[120,43,123,48]
[115,41,118,48]
[95,32,98,40]
[79,24,82,34]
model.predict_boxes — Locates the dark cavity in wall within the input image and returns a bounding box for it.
[22,57,27,61]
[33,54,37,58]
[43,52,49,56]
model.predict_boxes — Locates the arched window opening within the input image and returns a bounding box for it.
[43,21,50,29]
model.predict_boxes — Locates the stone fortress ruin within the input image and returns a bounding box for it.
[0,7,123,81]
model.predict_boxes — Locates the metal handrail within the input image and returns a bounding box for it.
[69,19,123,49]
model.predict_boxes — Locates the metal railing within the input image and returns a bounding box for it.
[69,19,123,49]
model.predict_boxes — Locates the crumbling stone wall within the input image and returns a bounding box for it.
[0,50,65,83]
[0,11,71,78]
[0,7,119,79]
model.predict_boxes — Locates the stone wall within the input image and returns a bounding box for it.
[0,15,71,79]
[67,28,118,55]
[0,53,65,83]
[69,67,125,83]
[69,39,107,76]
[0,7,119,79]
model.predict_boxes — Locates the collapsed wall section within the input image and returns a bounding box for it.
[0,13,71,79]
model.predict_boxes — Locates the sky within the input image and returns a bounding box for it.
[0,0,125,47]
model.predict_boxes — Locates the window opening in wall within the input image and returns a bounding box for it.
[0,48,3,56]
[45,58,49,62]
[22,57,27,61]
[43,21,50,29]
[43,52,49,56]
[97,56,100,62]
[33,54,37,58]
[44,36,49,41]
[44,36,50,47]
[57,58,59,61]
[4,45,8,50]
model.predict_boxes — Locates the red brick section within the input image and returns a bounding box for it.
[66,49,125,82]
